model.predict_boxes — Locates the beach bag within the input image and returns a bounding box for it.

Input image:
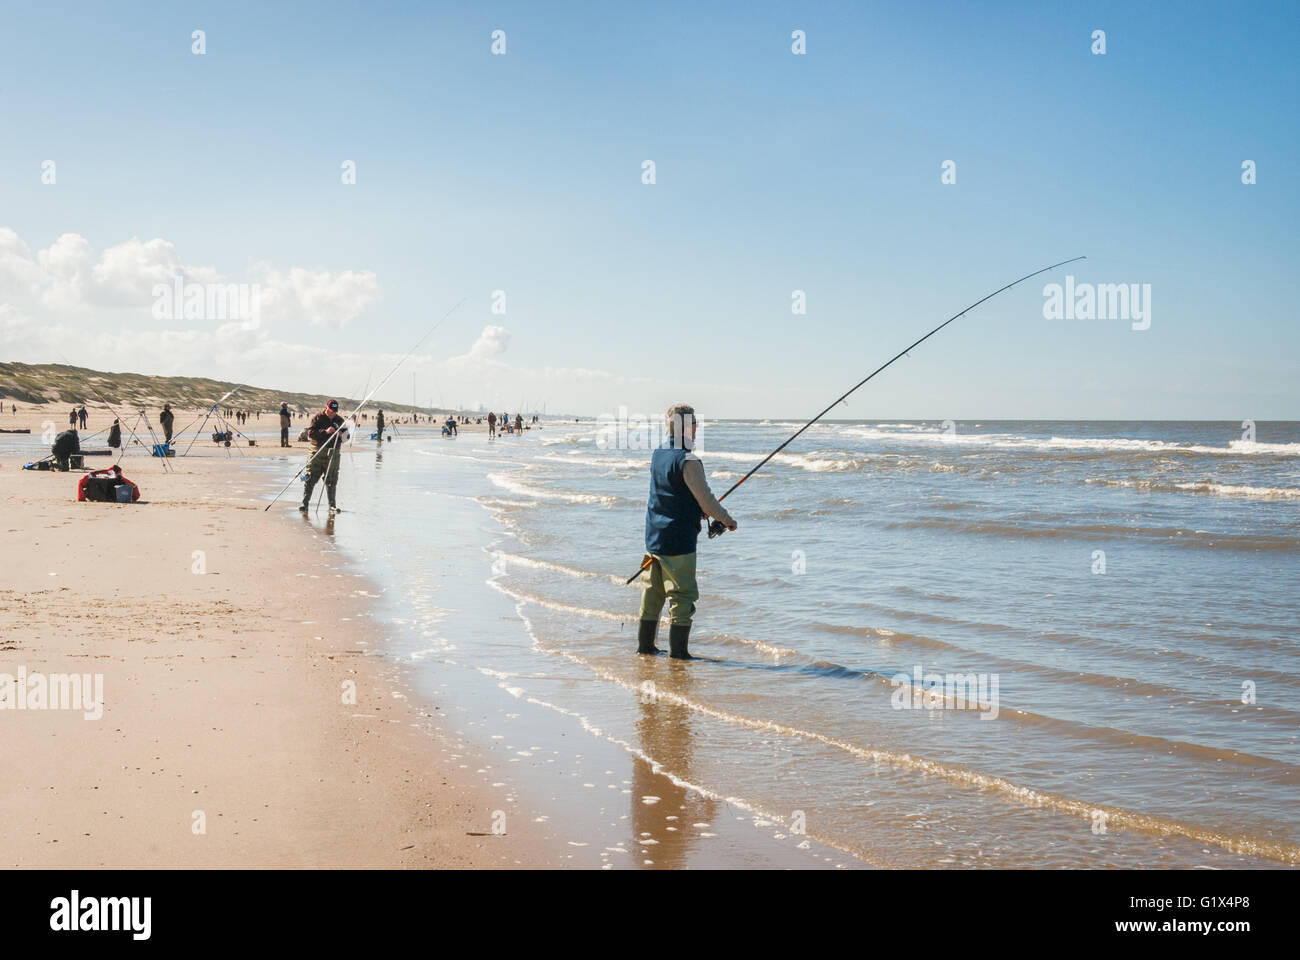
[78,473,117,501]
[78,466,141,503]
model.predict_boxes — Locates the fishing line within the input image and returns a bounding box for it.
[265,297,467,511]
[623,256,1086,585]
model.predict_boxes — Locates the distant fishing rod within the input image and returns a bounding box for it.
[264,297,467,511]
[180,384,247,457]
[624,255,1086,585]
[30,425,110,465]
[57,352,173,472]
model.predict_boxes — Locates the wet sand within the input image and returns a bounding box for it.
[0,402,550,868]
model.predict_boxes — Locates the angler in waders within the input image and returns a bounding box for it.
[300,400,348,515]
[636,404,737,659]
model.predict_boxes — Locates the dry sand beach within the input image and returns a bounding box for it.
[0,403,550,869]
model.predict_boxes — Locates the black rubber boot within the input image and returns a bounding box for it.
[637,619,660,655]
[668,623,692,660]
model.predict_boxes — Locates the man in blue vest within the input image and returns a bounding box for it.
[637,403,737,659]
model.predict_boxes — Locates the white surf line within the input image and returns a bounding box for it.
[518,689,868,869]
[487,549,627,586]
[464,547,865,863]
[414,448,520,467]
[486,471,619,505]
[486,574,1300,864]
[1085,477,1300,499]
[491,580,626,624]
[499,591,869,866]
[465,443,1299,864]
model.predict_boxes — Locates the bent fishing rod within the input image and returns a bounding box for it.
[264,297,468,511]
[624,255,1086,585]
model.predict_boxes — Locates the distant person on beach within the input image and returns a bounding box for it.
[301,399,347,514]
[445,416,457,436]
[515,413,523,433]
[52,428,80,471]
[279,403,292,447]
[69,408,77,429]
[159,403,174,443]
[107,418,121,449]
[487,411,496,438]
[78,405,88,429]
[376,409,385,439]
[634,404,737,660]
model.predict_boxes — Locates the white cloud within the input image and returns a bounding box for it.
[2,231,216,312]
[0,228,380,330]
[91,237,188,306]
[35,233,95,309]
[255,266,380,329]
[0,303,35,336]
[451,324,510,364]
[0,226,711,414]
[0,229,40,293]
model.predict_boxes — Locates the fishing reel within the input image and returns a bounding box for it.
[707,519,728,539]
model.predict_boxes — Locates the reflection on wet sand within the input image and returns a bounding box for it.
[302,511,336,537]
[631,657,717,868]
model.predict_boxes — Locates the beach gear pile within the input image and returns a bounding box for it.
[77,465,141,503]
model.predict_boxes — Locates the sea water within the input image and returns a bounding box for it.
[289,419,1300,868]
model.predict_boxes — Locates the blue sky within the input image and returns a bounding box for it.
[1,0,1296,418]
